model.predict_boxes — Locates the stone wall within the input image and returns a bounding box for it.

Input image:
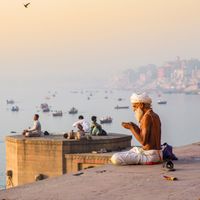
[6,137,64,187]
[5,134,131,187]
[65,153,112,173]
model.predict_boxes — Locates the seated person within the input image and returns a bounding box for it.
[22,114,43,137]
[63,129,92,140]
[64,130,80,140]
[111,93,162,165]
[72,115,90,135]
[90,116,107,136]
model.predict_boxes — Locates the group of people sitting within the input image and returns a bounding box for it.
[73,115,107,136]
[22,114,107,138]
[22,92,164,166]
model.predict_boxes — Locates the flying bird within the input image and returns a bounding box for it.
[24,2,30,8]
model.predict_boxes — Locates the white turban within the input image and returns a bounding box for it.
[130,93,152,104]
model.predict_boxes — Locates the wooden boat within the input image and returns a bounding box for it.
[157,99,167,105]
[42,107,50,112]
[114,105,129,109]
[41,103,50,112]
[40,103,49,109]
[69,107,78,114]
[117,98,123,101]
[52,111,63,117]
[100,117,112,124]
[7,100,15,104]
[11,106,19,112]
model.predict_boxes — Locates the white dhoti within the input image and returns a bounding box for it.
[25,130,43,137]
[111,147,162,165]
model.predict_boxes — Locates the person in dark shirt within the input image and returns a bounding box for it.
[90,116,107,136]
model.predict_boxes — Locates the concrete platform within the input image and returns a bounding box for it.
[5,133,132,187]
[1,142,200,200]
[6,133,132,153]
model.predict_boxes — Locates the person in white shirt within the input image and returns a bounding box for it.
[22,114,43,137]
[72,115,90,134]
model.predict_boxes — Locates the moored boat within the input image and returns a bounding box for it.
[100,116,112,124]
[40,103,49,109]
[41,103,50,112]
[7,100,15,104]
[68,107,78,114]
[42,107,50,112]
[157,99,167,104]
[11,106,19,112]
[52,111,63,117]
[114,105,129,109]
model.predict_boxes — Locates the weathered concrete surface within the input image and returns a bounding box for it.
[65,153,112,173]
[6,133,131,187]
[1,142,200,200]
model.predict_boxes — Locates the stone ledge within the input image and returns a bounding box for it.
[5,133,132,187]
[6,133,132,145]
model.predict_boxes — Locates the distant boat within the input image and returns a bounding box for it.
[7,100,15,104]
[41,103,50,112]
[10,131,17,134]
[52,111,63,117]
[42,107,50,112]
[117,98,123,101]
[104,96,108,99]
[40,103,49,109]
[114,105,129,109]
[11,106,19,112]
[100,117,112,124]
[69,107,78,114]
[157,99,167,105]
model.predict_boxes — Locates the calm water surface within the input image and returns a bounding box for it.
[0,87,200,187]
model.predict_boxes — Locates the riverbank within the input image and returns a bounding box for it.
[0,142,200,200]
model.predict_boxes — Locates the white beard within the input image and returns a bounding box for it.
[135,108,144,122]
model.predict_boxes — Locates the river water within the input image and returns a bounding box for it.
[0,87,200,188]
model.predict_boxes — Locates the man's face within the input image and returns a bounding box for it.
[34,115,38,121]
[132,103,144,122]
[132,103,141,112]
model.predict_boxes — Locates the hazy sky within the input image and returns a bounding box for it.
[1,0,200,87]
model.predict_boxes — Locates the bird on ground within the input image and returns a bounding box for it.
[24,2,30,8]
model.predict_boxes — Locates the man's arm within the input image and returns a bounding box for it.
[122,115,151,146]
[72,120,80,127]
[122,122,143,145]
